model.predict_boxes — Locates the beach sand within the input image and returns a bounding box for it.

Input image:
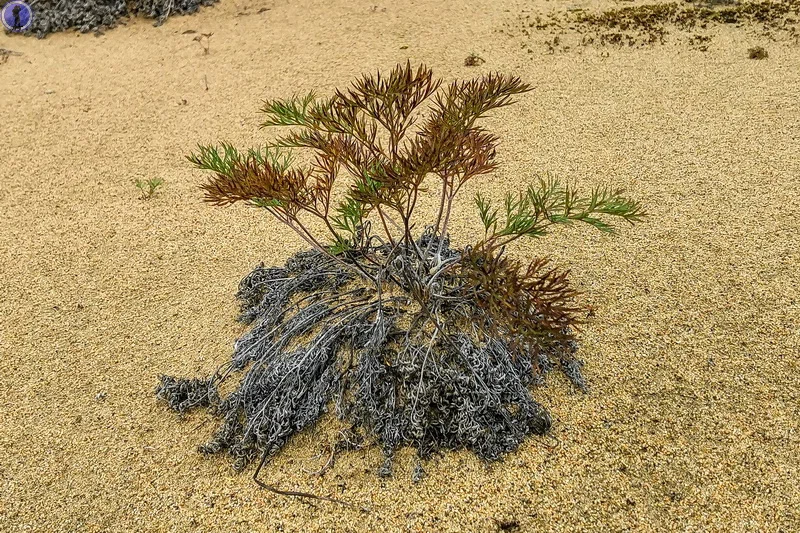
[1,0,798,531]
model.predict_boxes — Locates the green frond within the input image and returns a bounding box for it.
[565,184,646,232]
[249,198,284,209]
[485,174,645,243]
[188,142,243,177]
[247,145,295,172]
[189,143,295,177]
[328,238,352,255]
[474,192,498,233]
[259,91,317,128]
[332,196,367,236]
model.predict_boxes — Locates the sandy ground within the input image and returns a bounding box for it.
[1,0,799,531]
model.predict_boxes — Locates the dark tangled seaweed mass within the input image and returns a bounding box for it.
[9,0,217,37]
[157,238,585,477]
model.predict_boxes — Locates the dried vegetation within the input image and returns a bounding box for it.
[156,63,644,488]
[512,0,800,53]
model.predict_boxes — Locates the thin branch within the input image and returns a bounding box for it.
[253,450,370,513]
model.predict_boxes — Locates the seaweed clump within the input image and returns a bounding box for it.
[156,63,644,481]
[11,0,218,37]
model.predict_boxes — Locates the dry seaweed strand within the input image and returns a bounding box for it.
[251,447,371,513]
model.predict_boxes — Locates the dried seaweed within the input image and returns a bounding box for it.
[157,241,580,477]
[15,0,218,37]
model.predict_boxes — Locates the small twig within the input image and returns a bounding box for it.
[464,52,485,66]
[253,449,370,512]
[193,33,213,55]
[191,417,211,432]
[542,434,561,450]
[308,430,366,477]
[0,49,22,65]
[308,445,337,477]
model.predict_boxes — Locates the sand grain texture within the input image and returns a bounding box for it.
[1,0,798,531]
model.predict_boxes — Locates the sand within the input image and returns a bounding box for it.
[1,0,798,531]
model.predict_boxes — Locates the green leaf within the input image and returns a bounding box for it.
[187,142,242,177]
[486,173,646,243]
[259,91,317,128]
[249,198,284,209]
[474,192,498,233]
[247,145,294,172]
[332,195,367,240]
[328,235,352,255]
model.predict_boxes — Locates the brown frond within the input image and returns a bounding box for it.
[458,248,584,355]
[305,96,380,150]
[419,72,532,141]
[335,61,441,144]
[458,72,533,119]
[416,126,498,185]
[347,160,408,212]
[456,129,499,183]
[200,157,312,216]
[274,129,328,149]
[310,151,340,214]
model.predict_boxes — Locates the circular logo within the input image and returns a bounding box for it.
[2,1,33,32]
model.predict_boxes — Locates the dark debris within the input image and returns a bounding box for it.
[157,242,586,478]
[19,0,218,37]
